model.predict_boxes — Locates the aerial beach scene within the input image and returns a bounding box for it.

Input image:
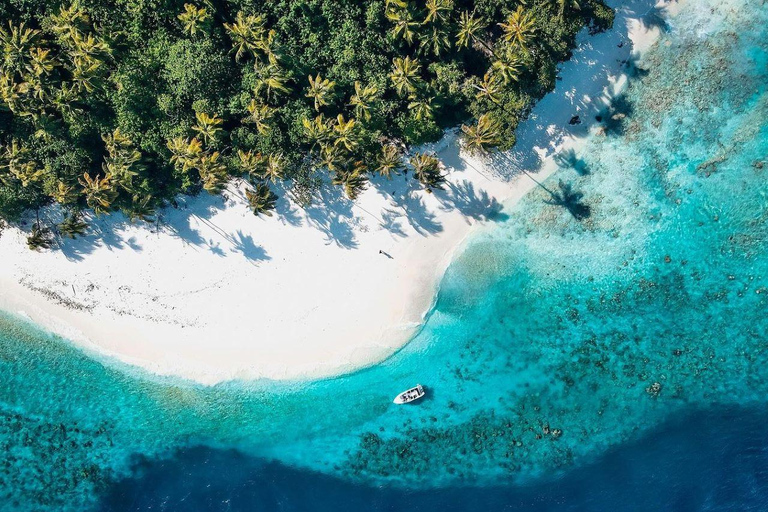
[1,0,767,509]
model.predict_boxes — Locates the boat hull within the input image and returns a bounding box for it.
[393,384,425,404]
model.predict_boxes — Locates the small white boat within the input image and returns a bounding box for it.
[393,384,425,404]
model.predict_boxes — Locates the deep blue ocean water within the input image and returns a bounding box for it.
[1,0,767,510]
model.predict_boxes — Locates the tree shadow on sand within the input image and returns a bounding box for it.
[394,191,443,236]
[151,191,271,263]
[304,184,360,249]
[35,208,145,262]
[435,180,508,223]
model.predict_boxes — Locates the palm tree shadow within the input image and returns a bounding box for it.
[544,180,592,220]
[380,208,408,238]
[52,210,144,262]
[596,92,635,137]
[396,191,443,236]
[639,6,671,33]
[231,231,270,262]
[554,148,590,176]
[435,180,508,222]
[304,183,359,249]
[624,52,650,80]
[273,186,303,227]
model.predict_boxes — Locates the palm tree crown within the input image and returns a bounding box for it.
[461,113,502,154]
[498,6,537,51]
[306,73,335,111]
[390,56,421,97]
[178,4,210,37]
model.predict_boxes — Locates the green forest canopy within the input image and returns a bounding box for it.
[0,0,613,246]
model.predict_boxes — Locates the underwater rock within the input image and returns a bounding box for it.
[569,115,582,125]
[646,382,662,397]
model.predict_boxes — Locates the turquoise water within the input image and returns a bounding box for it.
[1,0,767,509]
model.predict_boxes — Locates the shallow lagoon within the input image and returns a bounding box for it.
[1,0,767,509]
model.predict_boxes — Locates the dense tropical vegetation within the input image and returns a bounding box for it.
[0,0,613,248]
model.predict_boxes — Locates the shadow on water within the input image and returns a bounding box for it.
[639,6,671,33]
[554,149,591,176]
[97,404,768,512]
[596,92,636,138]
[544,181,592,220]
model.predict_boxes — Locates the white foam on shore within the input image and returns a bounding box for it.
[0,0,684,384]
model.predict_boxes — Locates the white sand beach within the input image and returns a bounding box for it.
[0,0,681,384]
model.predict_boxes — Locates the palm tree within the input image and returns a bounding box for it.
[1,140,43,187]
[498,6,537,52]
[332,114,357,152]
[409,152,445,192]
[421,26,451,57]
[456,11,489,50]
[461,113,502,155]
[408,96,434,121]
[49,3,90,46]
[472,71,503,103]
[10,158,43,187]
[27,221,53,251]
[491,54,523,84]
[390,56,421,97]
[349,81,378,122]
[245,182,278,216]
[58,211,88,238]
[302,114,332,148]
[167,136,203,173]
[318,143,344,172]
[103,133,143,193]
[50,82,82,120]
[258,28,280,65]
[24,72,46,103]
[375,144,403,179]
[306,73,335,111]
[0,73,25,114]
[178,4,210,37]
[79,172,117,214]
[332,160,368,200]
[237,149,266,178]
[70,31,112,61]
[196,151,228,193]
[128,194,156,223]
[50,180,80,204]
[424,0,453,24]
[224,12,267,61]
[263,153,286,183]
[26,48,57,77]
[192,112,223,144]
[254,62,291,101]
[242,99,274,135]
[71,57,103,93]
[0,22,40,74]
[386,6,419,44]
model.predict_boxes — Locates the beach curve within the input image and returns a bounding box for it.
[0,0,681,384]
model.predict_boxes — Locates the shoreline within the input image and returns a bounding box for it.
[0,0,680,385]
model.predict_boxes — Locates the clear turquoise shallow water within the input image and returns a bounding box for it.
[1,0,767,510]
